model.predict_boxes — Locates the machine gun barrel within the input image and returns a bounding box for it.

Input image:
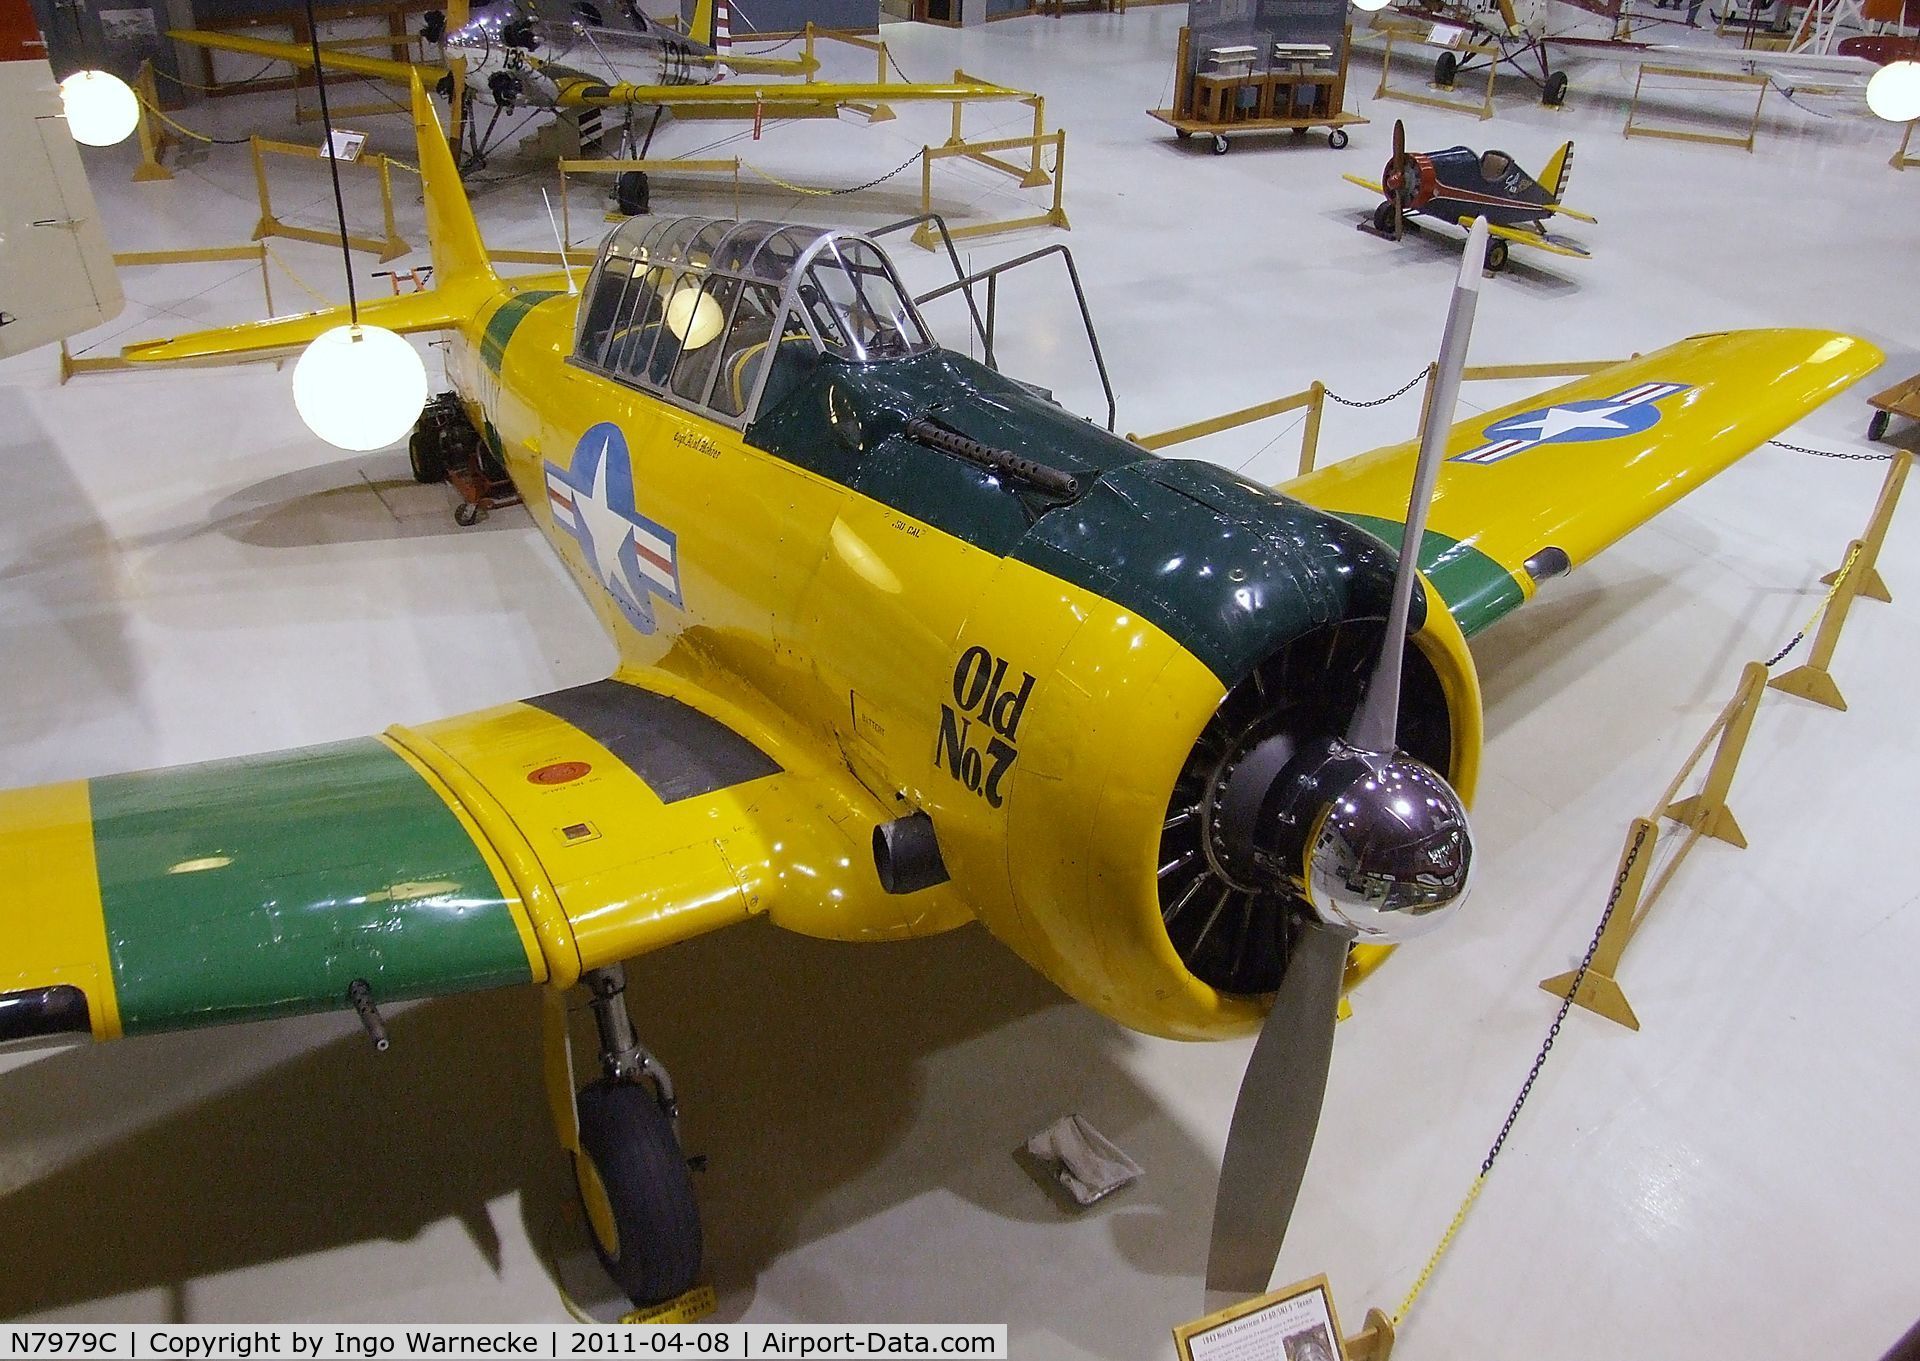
[904,416,1082,500]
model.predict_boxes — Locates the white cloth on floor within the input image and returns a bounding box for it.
[1025,1114,1143,1207]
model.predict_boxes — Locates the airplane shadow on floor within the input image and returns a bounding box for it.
[205,457,530,550]
[0,392,142,716]
[0,919,1227,1340]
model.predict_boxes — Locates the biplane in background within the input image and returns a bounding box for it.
[1346,120,1594,272]
[1377,0,1882,108]
[0,78,1882,1314]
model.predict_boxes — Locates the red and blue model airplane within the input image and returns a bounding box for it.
[1346,120,1596,272]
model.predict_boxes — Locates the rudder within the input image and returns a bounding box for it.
[409,73,494,288]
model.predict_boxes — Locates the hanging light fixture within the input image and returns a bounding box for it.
[59,69,139,146]
[1866,61,1920,123]
[290,0,427,450]
[1350,0,1392,12]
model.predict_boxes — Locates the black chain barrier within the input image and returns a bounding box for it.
[1477,822,1646,1177]
[1324,369,1428,409]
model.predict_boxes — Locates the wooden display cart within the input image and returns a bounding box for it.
[1150,25,1366,154]
[1867,371,1920,442]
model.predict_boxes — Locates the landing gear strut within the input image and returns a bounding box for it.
[550,966,704,1308]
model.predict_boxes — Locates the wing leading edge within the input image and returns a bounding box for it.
[0,673,921,1044]
[1280,329,1883,636]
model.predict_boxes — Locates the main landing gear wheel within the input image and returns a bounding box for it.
[1211,133,1230,155]
[574,1080,703,1307]
[409,392,473,484]
[614,170,650,217]
[567,964,704,1309]
[1868,410,1891,441]
[1484,237,1510,272]
[1328,127,1349,149]
[1543,70,1569,106]
[1435,51,1458,88]
[1373,200,1397,234]
[453,500,485,526]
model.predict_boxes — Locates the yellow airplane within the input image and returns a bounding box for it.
[0,79,1881,1311]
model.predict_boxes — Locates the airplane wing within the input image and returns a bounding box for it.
[0,50,124,358]
[0,673,904,1044]
[1473,218,1592,259]
[167,29,1027,111]
[1278,329,1883,637]
[546,74,1029,108]
[168,28,436,84]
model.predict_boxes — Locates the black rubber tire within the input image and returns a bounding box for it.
[1435,51,1457,88]
[408,428,448,485]
[1174,127,1191,139]
[574,1080,702,1308]
[453,500,484,526]
[1328,127,1349,149]
[1543,70,1569,106]
[1485,237,1509,273]
[614,170,650,217]
[1211,133,1229,155]
[1373,200,1396,234]
[1868,410,1891,442]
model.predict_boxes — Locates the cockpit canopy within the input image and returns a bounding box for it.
[571,216,935,428]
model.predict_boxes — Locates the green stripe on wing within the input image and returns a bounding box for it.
[92,737,530,1034]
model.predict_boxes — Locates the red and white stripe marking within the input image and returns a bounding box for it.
[1454,436,1533,465]
[547,472,579,531]
[1614,381,1688,405]
[631,523,677,595]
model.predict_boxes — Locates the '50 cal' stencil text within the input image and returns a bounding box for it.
[935,646,1035,808]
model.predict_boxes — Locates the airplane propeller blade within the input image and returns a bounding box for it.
[1198,223,1485,1312]
[1390,119,1407,242]
[1204,922,1351,1306]
[1347,216,1487,755]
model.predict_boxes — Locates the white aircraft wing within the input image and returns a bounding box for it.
[0,53,123,360]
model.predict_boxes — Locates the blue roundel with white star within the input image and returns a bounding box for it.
[542,422,684,634]
[1453,381,1692,466]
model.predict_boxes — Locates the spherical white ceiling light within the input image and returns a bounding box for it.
[664,282,725,350]
[59,70,139,147]
[1866,60,1920,123]
[1351,0,1393,13]
[291,324,429,451]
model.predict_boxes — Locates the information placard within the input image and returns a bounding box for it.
[1172,1275,1347,1361]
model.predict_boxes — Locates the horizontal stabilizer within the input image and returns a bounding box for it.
[122,286,476,365]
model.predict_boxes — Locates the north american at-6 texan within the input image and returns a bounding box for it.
[0,81,1881,1311]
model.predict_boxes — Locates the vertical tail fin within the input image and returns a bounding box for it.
[1540,141,1573,203]
[689,0,716,48]
[409,73,494,289]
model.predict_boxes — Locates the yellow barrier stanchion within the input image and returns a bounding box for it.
[132,61,176,182]
[1624,63,1769,153]
[910,131,1068,252]
[250,135,410,261]
[1372,27,1497,120]
[1768,541,1866,710]
[944,77,1052,189]
[57,245,281,382]
[1894,118,1918,171]
[1820,449,1909,603]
